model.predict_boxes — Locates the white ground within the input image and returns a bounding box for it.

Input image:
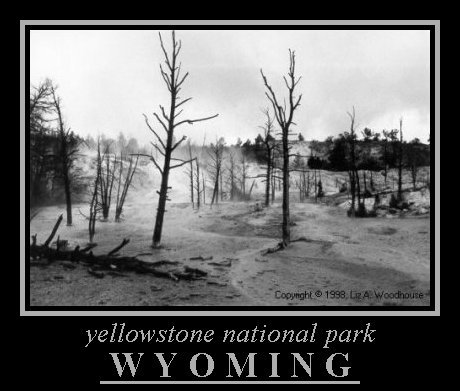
[29,160,430,307]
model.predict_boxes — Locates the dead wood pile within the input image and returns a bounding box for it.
[30,214,207,282]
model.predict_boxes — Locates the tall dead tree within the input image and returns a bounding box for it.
[261,50,302,246]
[50,84,79,226]
[139,31,218,248]
[260,108,276,207]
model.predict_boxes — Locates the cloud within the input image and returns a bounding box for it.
[30,29,430,144]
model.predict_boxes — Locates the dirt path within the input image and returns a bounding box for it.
[29,200,430,307]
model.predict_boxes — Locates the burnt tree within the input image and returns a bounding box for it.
[140,31,218,248]
[261,50,302,246]
[50,84,79,226]
[260,108,276,207]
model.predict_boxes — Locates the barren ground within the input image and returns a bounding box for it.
[29,197,430,307]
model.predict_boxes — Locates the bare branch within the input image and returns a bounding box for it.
[175,97,192,109]
[171,157,196,170]
[143,114,166,149]
[172,135,187,151]
[130,153,163,174]
[153,112,169,133]
[175,114,219,128]
[158,32,173,71]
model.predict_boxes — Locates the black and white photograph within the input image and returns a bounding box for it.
[27,26,433,308]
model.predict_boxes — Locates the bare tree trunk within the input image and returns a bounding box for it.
[220,168,224,201]
[51,85,73,226]
[228,152,236,201]
[100,151,117,220]
[281,128,290,244]
[347,107,357,217]
[115,155,138,222]
[397,118,404,201]
[195,158,201,208]
[260,108,274,207]
[89,140,103,242]
[188,142,194,208]
[261,50,302,246]
[209,139,224,205]
[202,175,206,205]
[136,31,217,248]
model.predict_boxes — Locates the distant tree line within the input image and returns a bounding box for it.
[234,128,430,174]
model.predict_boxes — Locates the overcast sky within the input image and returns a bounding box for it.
[30,29,430,145]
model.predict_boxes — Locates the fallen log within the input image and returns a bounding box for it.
[30,216,205,282]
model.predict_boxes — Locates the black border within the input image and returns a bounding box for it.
[25,24,435,312]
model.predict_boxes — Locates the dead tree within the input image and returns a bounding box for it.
[202,174,206,205]
[50,84,79,226]
[260,108,275,207]
[193,139,207,208]
[99,145,117,220]
[194,158,203,208]
[261,50,302,246]
[240,155,249,199]
[186,141,195,208]
[115,154,139,222]
[30,79,53,205]
[346,107,360,217]
[220,166,225,201]
[88,140,103,242]
[138,31,218,248]
[31,216,207,282]
[227,151,238,201]
[271,155,279,202]
[208,138,225,205]
[397,117,404,201]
